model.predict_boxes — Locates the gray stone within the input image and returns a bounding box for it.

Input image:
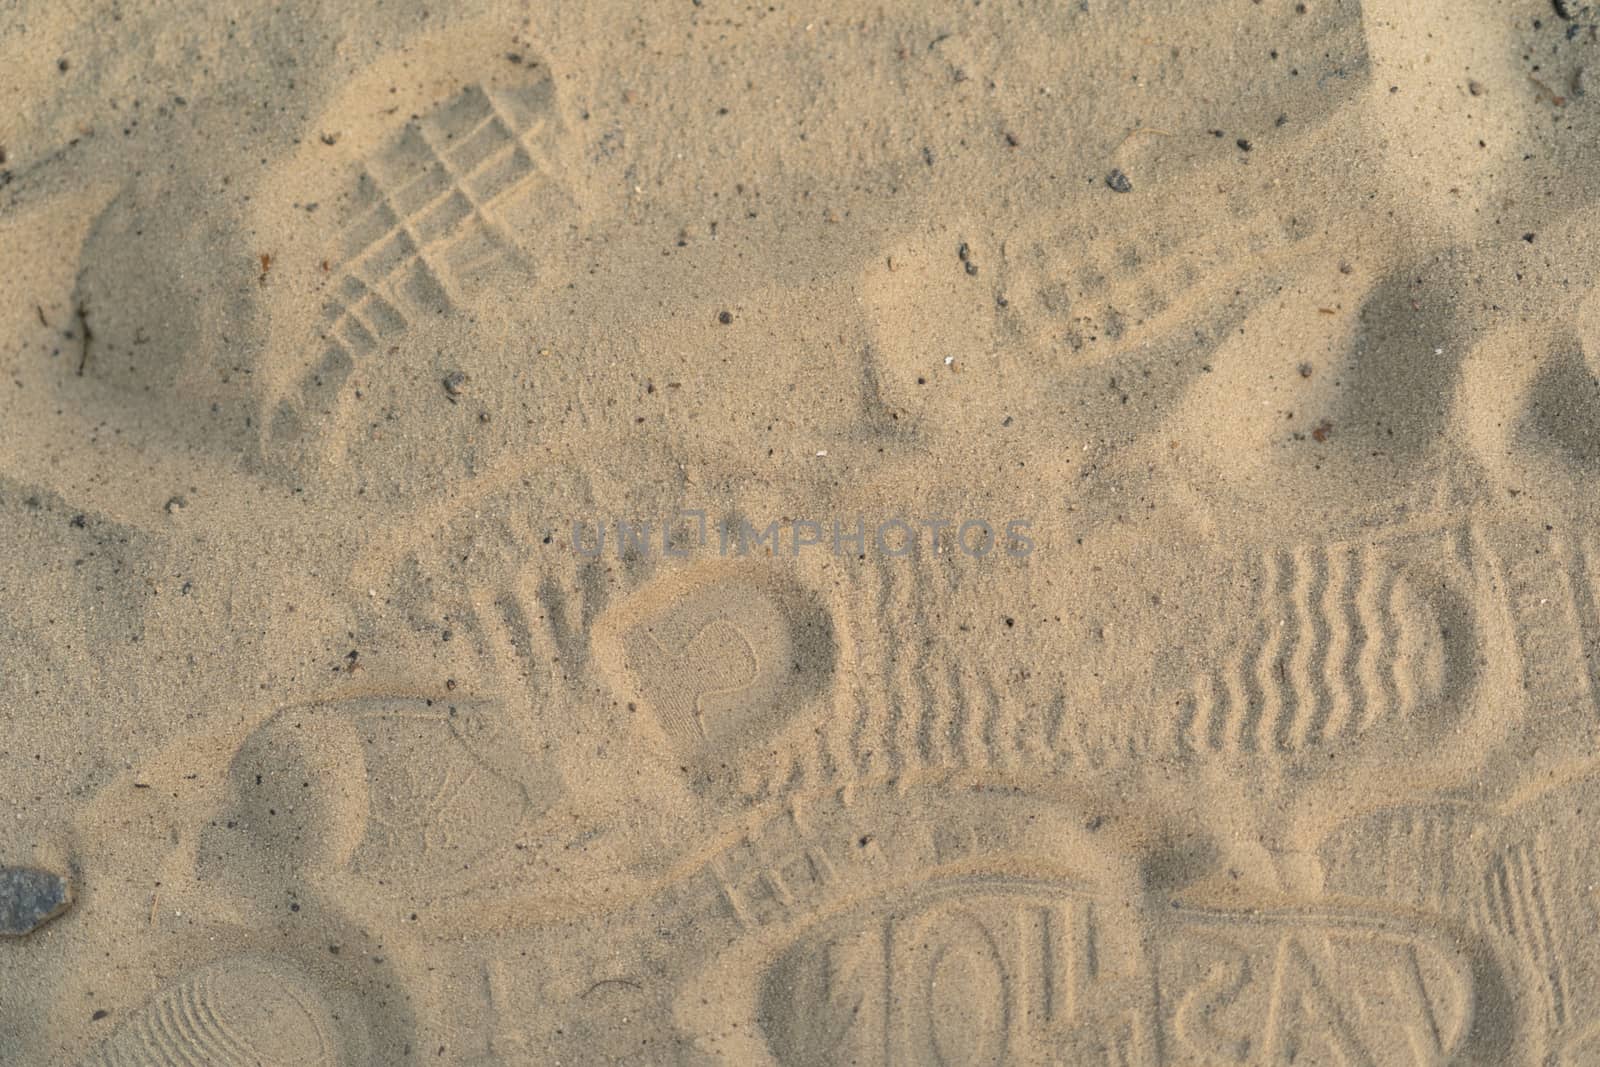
[0,867,71,936]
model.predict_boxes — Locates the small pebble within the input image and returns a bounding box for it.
[1106,169,1133,193]
[164,496,187,515]
[717,310,733,325]
[0,867,71,936]
[442,371,469,398]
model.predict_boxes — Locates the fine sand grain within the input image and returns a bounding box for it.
[4,1,1600,1063]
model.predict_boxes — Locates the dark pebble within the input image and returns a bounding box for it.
[442,371,468,398]
[1106,169,1133,193]
[0,867,71,936]
[717,310,733,325]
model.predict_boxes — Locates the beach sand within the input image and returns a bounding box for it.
[3,0,1600,1062]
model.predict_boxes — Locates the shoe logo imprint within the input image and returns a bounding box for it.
[598,569,837,769]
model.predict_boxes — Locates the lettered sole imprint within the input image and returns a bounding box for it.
[691,795,1480,1067]
[409,784,1489,1066]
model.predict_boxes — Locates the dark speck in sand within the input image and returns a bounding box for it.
[1106,169,1133,193]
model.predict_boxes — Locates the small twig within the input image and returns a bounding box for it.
[75,301,92,376]
[580,978,642,998]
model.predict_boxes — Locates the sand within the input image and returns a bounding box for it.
[2,0,1600,1062]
